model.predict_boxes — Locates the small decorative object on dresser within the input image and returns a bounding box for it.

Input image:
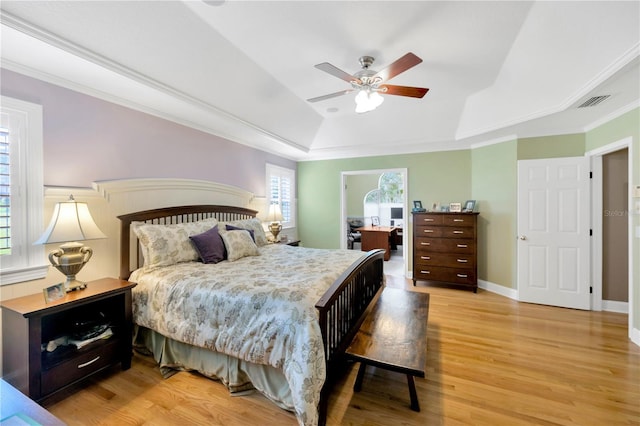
[449,202,462,212]
[371,216,380,226]
[463,200,476,212]
[412,211,479,292]
[43,283,64,303]
[412,200,426,213]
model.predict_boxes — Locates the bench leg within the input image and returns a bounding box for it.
[407,374,420,412]
[353,362,367,392]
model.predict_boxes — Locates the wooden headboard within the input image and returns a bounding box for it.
[117,205,257,280]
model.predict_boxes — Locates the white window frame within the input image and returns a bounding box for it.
[266,163,296,229]
[0,96,47,285]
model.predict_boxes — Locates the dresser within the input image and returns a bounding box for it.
[412,212,479,292]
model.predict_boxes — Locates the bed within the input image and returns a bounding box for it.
[118,205,384,426]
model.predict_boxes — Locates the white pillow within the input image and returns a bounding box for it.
[132,218,218,269]
[220,229,260,261]
[223,217,269,246]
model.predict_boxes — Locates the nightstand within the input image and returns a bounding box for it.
[1,278,137,402]
[275,239,300,246]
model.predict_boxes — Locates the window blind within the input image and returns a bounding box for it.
[0,128,9,255]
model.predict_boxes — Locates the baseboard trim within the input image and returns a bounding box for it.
[478,279,518,300]
[602,300,628,314]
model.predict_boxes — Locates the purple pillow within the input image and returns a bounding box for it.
[189,225,226,264]
[225,224,255,242]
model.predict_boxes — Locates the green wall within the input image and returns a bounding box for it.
[298,150,471,250]
[517,133,585,159]
[299,107,639,335]
[471,139,518,288]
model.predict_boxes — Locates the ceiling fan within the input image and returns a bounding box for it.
[307,52,429,113]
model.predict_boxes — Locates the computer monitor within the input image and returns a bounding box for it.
[390,207,403,219]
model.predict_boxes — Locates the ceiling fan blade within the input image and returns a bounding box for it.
[314,62,361,84]
[307,89,354,103]
[374,52,423,82]
[380,85,429,98]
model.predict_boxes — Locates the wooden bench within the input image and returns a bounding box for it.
[345,287,429,411]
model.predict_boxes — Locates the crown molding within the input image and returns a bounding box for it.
[0,13,308,157]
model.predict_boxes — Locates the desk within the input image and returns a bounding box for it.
[355,225,397,261]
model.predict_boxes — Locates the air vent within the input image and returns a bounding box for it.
[577,95,610,108]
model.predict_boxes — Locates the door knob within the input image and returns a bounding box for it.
[518,235,527,240]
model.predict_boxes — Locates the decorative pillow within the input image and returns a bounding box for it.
[220,229,260,262]
[132,218,219,269]
[224,218,269,247]
[189,225,226,264]
[225,224,255,242]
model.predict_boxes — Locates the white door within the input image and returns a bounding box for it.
[517,157,591,310]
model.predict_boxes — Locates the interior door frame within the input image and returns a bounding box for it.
[340,168,409,277]
[586,137,634,338]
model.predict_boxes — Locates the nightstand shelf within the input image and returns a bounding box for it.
[1,278,136,402]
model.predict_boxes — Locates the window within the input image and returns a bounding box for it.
[266,163,296,228]
[0,97,46,285]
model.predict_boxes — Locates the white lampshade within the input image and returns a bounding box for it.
[267,204,284,223]
[35,195,106,244]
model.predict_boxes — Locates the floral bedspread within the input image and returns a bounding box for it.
[130,244,364,426]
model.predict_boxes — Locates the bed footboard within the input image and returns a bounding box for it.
[315,248,385,425]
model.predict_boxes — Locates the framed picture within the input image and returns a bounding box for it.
[413,200,423,209]
[43,283,64,303]
[371,216,380,226]
[463,199,476,212]
[449,202,462,213]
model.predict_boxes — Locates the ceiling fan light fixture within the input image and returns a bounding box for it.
[355,90,384,113]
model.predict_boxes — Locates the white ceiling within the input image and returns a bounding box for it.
[1,1,639,161]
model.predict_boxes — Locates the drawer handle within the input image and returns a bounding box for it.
[457,274,468,278]
[453,219,464,222]
[424,230,434,233]
[423,218,434,222]
[420,242,430,246]
[457,259,468,263]
[421,256,430,260]
[420,270,431,274]
[453,230,464,234]
[457,244,468,248]
[78,356,100,369]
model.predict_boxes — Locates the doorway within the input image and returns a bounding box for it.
[588,137,635,343]
[341,168,408,278]
[602,148,629,311]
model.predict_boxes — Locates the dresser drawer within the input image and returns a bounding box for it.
[440,227,475,239]
[442,214,475,227]
[413,266,476,285]
[415,238,475,254]
[415,214,443,225]
[415,226,444,238]
[414,252,475,269]
[41,338,120,395]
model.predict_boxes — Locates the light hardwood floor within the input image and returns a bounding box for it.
[45,271,640,425]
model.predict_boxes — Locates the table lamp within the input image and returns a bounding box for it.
[34,195,107,292]
[266,204,284,242]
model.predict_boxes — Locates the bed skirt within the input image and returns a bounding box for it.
[133,325,295,412]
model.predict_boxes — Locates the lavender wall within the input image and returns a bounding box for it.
[1,69,296,196]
